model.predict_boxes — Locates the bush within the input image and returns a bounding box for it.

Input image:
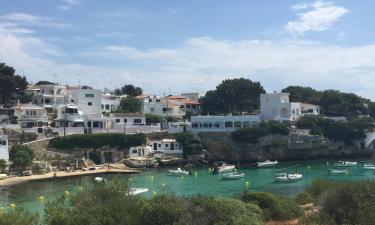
[48,133,146,150]
[240,191,303,221]
[231,121,289,143]
[9,144,34,171]
[0,208,39,225]
[294,192,313,205]
[175,132,203,157]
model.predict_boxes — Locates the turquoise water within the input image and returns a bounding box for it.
[1,159,374,214]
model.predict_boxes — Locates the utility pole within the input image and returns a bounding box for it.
[63,104,67,136]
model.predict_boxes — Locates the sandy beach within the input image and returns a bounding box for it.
[0,168,141,190]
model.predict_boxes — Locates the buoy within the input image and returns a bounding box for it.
[326,161,329,165]
[194,172,198,176]
[245,181,250,187]
[9,203,16,209]
[0,207,4,210]
[64,191,70,196]
[128,178,133,182]
[150,176,154,180]
[152,191,157,196]
[39,196,44,200]
[161,183,166,187]
[78,187,83,191]
[307,166,311,169]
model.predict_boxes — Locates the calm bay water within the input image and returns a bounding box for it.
[1,159,374,214]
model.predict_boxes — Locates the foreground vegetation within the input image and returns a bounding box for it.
[2,179,375,225]
[48,133,146,150]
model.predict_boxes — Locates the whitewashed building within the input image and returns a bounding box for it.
[29,84,67,112]
[0,132,9,161]
[128,146,153,158]
[260,93,320,122]
[69,88,102,117]
[137,95,164,115]
[149,139,183,154]
[189,114,261,132]
[101,93,121,113]
[12,104,49,128]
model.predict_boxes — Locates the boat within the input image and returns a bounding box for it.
[129,188,149,196]
[333,161,358,167]
[363,164,375,170]
[168,168,190,176]
[221,172,245,180]
[94,177,106,182]
[255,160,279,168]
[328,169,348,175]
[275,173,303,182]
[0,174,7,180]
[212,163,236,174]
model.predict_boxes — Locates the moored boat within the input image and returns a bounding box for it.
[255,160,279,168]
[363,164,375,170]
[94,177,106,182]
[168,168,190,176]
[221,172,245,180]
[333,161,357,167]
[212,163,236,174]
[328,169,348,175]
[275,173,303,182]
[129,188,149,196]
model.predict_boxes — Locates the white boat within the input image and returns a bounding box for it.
[221,172,245,180]
[213,164,236,174]
[328,169,348,175]
[256,160,279,168]
[275,173,303,182]
[129,188,149,196]
[0,174,7,180]
[333,161,357,167]
[363,164,375,170]
[94,177,106,182]
[168,168,190,176]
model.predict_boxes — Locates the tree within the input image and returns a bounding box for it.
[0,63,30,106]
[0,159,6,173]
[114,84,143,97]
[35,80,55,86]
[9,144,34,171]
[201,78,265,114]
[175,132,203,157]
[145,113,162,125]
[115,97,141,113]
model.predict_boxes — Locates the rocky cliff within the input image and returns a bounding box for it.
[198,132,374,162]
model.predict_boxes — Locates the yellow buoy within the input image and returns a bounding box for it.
[0,207,4,210]
[78,187,83,191]
[9,203,16,209]
[152,191,157,196]
[307,166,311,169]
[245,181,250,187]
[150,176,154,180]
[194,172,198,176]
[161,183,166,186]
[39,196,44,200]
[64,191,70,196]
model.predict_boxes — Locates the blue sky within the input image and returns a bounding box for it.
[1,0,375,99]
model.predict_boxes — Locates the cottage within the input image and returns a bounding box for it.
[12,104,49,128]
[149,139,183,154]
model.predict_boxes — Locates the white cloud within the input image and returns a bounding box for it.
[285,1,349,36]
[0,13,72,29]
[59,0,81,10]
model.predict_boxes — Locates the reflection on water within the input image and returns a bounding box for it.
[1,159,374,215]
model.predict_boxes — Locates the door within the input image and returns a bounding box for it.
[171,143,174,150]
[153,143,157,150]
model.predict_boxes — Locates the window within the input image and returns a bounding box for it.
[116,119,120,123]
[85,94,94,98]
[132,149,138,154]
[124,119,127,123]
[71,99,74,103]
[156,99,160,102]
[105,104,110,110]
[134,119,142,124]
[0,141,6,145]
[101,104,104,109]
[158,144,161,147]
[165,144,169,148]
[88,102,92,106]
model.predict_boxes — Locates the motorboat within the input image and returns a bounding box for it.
[129,188,149,196]
[94,177,107,182]
[328,169,348,175]
[363,164,375,170]
[168,168,190,176]
[333,161,357,167]
[255,160,279,168]
[212,163,236,174]
[221,172,245,180]
[275,173,303,182]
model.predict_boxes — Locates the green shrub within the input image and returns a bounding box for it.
[0,208,39,225]
[240,191,303,221]
[304,179,338,200]
[294,192,313,205]
[48,133,146,150]
[9,144,34,171]
[175,132,203,156]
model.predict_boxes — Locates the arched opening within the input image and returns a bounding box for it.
[225,121,233,128]
[234,121,242,128]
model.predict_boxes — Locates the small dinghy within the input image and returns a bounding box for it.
[255,160,279,168]
[333,161,357,167]
[221,172,245,180]
[212,163,236,174]
[363,164,375,170]
[168,168,190,176]
[275,173,303,182]
[328,169,348,175]
[129,188,149,196]
[94,177,106,182]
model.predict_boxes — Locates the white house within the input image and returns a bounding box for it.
[69,88,102,116]
[12,104,49,128]
[128,145,153,158]
[109,113,145,127]
[0,132,9,161]
[55,104,86,127]
[137,95,164,115]
[260,93,320,122]
[149,139,183,154]
[29,84,67,112]
[101,93,121,113]
[189,114,261,132]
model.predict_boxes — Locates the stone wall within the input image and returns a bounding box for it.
[22,138,72,160]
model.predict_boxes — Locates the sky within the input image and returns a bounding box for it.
[1,0,375,99]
